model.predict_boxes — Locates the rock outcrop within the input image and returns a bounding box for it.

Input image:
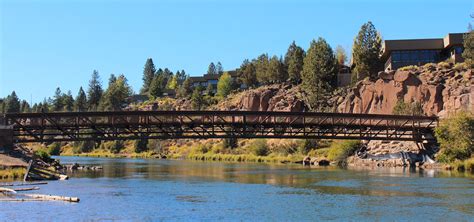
[335,63,473,117]
[219,83,307,112]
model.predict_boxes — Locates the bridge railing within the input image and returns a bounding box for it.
[4,110,438,142]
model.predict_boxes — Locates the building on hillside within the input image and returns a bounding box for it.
[189,71,245,93]
[337,65,352,87]
[382,33,466,71]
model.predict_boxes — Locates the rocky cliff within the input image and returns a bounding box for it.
[335,63,473,117]
[218,83,307,112]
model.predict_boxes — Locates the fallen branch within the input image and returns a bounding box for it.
[23,194,80,203]
[13,186,40,192]
[0,182,48,187]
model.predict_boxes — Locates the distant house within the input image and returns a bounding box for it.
[337,65,352,87]
[189,71,245,93]
[381,33,466,71]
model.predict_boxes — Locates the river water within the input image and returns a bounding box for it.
[1,156,474,221]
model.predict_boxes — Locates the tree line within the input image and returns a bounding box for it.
[1,21,388,113]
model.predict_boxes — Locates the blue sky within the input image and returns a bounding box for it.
[1,0,473,103]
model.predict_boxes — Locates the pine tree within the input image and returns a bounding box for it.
[206,83,214,96]
[87,70,103,111]
[177,77,192,98]
[149,73,165,98]
[352,21,383,81]
[41,98,50,112]
[5,91,20,113]
[20,100,30,113]
[141,58,156,93]
[53,87,63,111]
[216,62,224,74]
[207,62,217,75]
[238,59,257,88]
[463,23,473,68]
[217,72,233,98]
[302,37,337,110]
[191,86,205,110]
[108,74,117,86]
[102,74,133,111]
[63,90,74,111]
[268,56,287,83]
[284,41,305,84]
[176,70,187,86]
[255,54,270,84]
[74,87,88,111]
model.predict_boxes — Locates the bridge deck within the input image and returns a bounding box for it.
[3,110,438,143]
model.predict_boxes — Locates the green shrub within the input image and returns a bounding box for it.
[99,141,124,154]
[47,142,61,156]
[248,139,269,156]
[453,62,467,72]
[422,63,436,69]
[134,139,148,153]
[223,137,238,149]
[297,139,318,155]
[438,61,451,69]
[147,139,162,153]
[34,149,52,163]
[327,140,362,165]
[399,65,417,71]
[392,100,423,116]
[73,140,95,154]
[434,112,474,162]
[190,144,210,154]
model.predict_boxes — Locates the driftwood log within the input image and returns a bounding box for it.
[23,194,80,203]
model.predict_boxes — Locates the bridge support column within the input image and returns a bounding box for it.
[0,125,14,152]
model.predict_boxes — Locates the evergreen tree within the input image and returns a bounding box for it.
[284,41,305,84]
[301,37,337,110]
[352,21,382,81]
[141,58,156,93]
[102,74,133,111]
[108,74,117,86]
[238,59,257,88]
[335,45,347,66]
[463,22,473,68]
[216,62,224,74]
[191,86,205,110]
[87,70,103,111]
[177,77,192,98]
[41,98,50,112]
[20,100,30,113]
[31,103,38,113]
[5,91,20,113]
[74,87,88,111]
[268,56,287,83]
[53,87,63,111]
[255,54,270,84]
[206,83,214,96]
[207,62,217,75]
[0,100,4,114]
[176,70,187,86]
[63,90,74,111]
[217,72,233,98]
[149,73,165,98]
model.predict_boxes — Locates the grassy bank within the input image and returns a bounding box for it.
[0,168,26,180]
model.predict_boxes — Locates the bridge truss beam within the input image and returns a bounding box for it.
[3,110,438,143]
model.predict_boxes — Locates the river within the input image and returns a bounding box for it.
[1,156,474,221]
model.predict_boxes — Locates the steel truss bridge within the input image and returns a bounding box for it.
[0,111,439,144]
